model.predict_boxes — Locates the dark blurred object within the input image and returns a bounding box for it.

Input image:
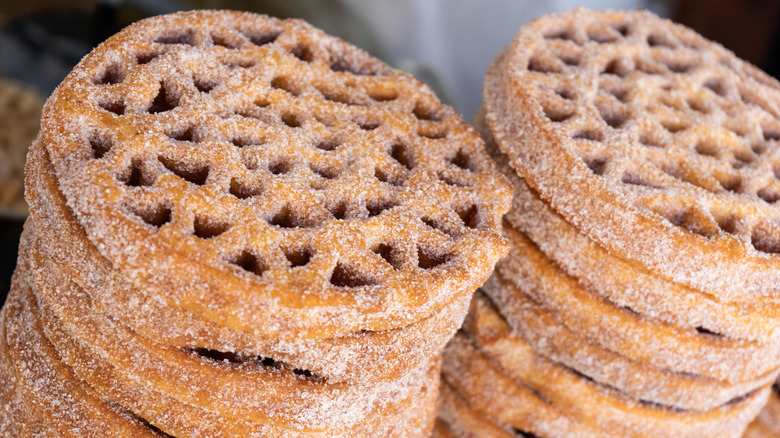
[674,0,780,78]
[0,217,24,304]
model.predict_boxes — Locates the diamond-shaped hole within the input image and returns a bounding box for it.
[687,98,710,114]
[194,77,217,93]
[647,33,675,48]
[695,140,719,157]
[418,125,448,139]
[269,205,316,228]
[99,97,125,115]
[285,247,313,268]
[311,164,338,179]
[211,33,239,49]
[318,86,358,105]
[282,113,302,128]
[422,217,459,238]
[717,173,742,193]
[662,60,696,73]
[639,132,663,148]
[455,204,479,229]
[417,246,451,270]
[269,160,292,175]
[661,120,688,134]
[528,56,561,74]
[559,53,581,66]
[155,30,194,45]
[159,156,209,186]
[621,172,660,189]
[292,44,314,62]
[193,216,229,239]
[231,136,263,148]
[543,104,574,123]
[330,56,378,76]
[439,171,470,188]
[328,202,348,220]
[597,105,628,128]
[572,130,603,142]
[763,129,780,142]
[244,30,281,47]
[329,263,377,287]
[89,133,113,159]
[315,138,341,151]
[356,118,380,131]
[128,203,172,228]
[413,102,442,121]
[666,208,718,238]
[588,29,617,44]
[166,126,197,143]
[751,223,780,254]
[543,30,575,41]
[93,63,124,85]
[584,156,607,175]
[602,58,630,77]
[225,58,256,69]
[120,160,153,187]
[136,51,160,65]
[149,82,179,114]
[758,186,780,204]
[367,200,397,217]
[715,214,740,234]
[390,142,414,170]
[704,78,727,97]
[229,178,262,199]
[228,250,266,276]
[271,76,301,96]
[375,167,404,186]
[449,149,474,171]
[373,243,402,270]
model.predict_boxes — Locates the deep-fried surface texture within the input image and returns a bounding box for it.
[24,140,469,385]
[493,225,780,384]
[35,9,511,341]
[470,284,775,411]
[484,7,780,301]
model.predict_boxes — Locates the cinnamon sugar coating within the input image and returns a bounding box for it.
[484,8,780,301]
[37,9,510,340]
[3,9,511,437]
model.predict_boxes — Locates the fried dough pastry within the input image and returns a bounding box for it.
[444,296,770,437]
[24,140,469,385]
[4,9,510,437]
[494,225,780,383]
[484,7,780,301]
[477,107,780,343]
[35,9,511,341]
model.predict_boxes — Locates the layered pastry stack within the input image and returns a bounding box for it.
[437,8,780,438]
[0,11,512,437]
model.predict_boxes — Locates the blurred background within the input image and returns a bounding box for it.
[1,0,779,298]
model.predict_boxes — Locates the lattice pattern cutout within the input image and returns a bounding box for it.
[39,11,510,333]
[518,11,780,254]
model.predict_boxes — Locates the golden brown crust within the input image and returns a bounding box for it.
[476,107,780,344]
[34,9,511,341]
[484,7,780,301]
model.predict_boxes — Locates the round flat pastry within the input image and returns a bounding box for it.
[474,108,780,344]
[484,7,780,300]
[35,9,511,340]
[494,224,780,384]
[24,141,470,385]
[467,289,774,411]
